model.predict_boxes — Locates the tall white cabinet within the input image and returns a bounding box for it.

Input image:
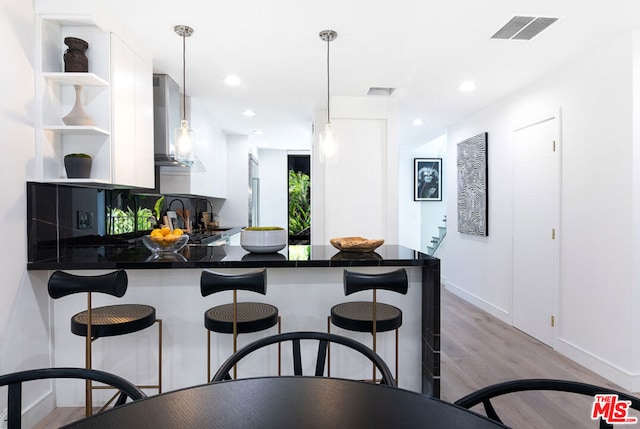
[111,33,154,188]
[35,15,153,188]
[311,96,399,245]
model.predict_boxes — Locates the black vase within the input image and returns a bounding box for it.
[64,155,92,178]
[63,37,89,72]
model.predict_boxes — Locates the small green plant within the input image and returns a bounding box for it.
[153,196,165,222]
[288,170,310,235]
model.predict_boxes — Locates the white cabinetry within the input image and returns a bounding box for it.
[111,34,154,188]
[35,15,153,188]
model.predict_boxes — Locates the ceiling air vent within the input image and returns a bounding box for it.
[491,16,558,40]
[367,87,396,96]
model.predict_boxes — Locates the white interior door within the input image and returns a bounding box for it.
[512,114,560,347]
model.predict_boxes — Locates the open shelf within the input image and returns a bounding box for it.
[44,125,110,136]
[43,72,109,86]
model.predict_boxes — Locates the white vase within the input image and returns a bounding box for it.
[62,85,94,126]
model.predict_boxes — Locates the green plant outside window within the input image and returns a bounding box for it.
[288,170,310,235]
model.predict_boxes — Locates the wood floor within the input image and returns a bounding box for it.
[440,288,638,428]
[34,287,637,428]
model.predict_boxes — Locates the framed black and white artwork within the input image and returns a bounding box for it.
[414,158,442,201]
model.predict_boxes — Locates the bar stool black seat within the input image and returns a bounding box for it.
[331,301,403,333]
[204,303,278,334]
[70,304,156,338]
[48,270,162,416]
[328,268,408,383]
[201,268,281,381]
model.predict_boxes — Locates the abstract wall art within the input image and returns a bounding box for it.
[457,132,488,236]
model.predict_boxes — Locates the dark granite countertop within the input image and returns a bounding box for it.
[27,244,437,270]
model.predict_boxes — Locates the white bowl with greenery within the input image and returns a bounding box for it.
[240,227,287,253]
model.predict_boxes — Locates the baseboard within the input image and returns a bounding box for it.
[442,277,511,324]
[556,338,640,393]
[21,388,55,428]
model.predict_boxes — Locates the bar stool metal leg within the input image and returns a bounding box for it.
[327,316,331,377]
[85,292,93,416]
[208,317,281,382]
[90,319,163,414]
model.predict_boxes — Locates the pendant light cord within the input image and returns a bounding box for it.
[182,33,187,122]
[326,37,330,124]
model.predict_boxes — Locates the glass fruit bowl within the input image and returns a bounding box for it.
[142,233,189,253]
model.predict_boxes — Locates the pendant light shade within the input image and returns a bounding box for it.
[319,30,338,164]
[174,25,195,166]
[319,123,337,162]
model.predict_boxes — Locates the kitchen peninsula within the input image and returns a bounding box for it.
[27,243,440,401]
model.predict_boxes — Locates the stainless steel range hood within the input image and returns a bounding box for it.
[153,74,189,167]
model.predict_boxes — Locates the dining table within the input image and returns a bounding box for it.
[61,376,509,428]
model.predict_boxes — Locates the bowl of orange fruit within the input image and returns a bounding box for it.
[142,227,189,253]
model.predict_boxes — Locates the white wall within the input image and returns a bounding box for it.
[398,135,447,252]
[1,0,55,424]
[257,149,288,229]
[632,31,640,394]
[444,31,639,390]
[397,149,422,251]
[219,135,249,226]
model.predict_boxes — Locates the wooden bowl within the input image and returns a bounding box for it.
[329,237,384,252]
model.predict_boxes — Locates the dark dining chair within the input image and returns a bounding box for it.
[211,331,397,387]
[0,367,146,429]
[454,378,640,429]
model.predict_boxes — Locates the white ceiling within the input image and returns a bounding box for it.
[104,0,640,151]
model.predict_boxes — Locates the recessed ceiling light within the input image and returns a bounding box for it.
[224,75,241,86]
[412,119,424,126]
[459,80,476,92]
[252,130,264,135]
[243,110,256,117]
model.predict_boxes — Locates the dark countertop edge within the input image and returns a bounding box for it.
[26,244,439,271]
[27,259,438,271]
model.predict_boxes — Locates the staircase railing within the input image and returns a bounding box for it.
[427,215,446,256]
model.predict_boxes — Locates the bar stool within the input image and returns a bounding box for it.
[201,268,281,381]
[328,268,408,384]
[48,270,162,416]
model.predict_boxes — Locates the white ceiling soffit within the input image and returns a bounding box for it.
[491,16,559,40]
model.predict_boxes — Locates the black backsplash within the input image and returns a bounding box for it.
[27,182,219,262]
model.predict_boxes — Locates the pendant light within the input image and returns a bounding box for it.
[319,30,338,164]
[174,25,195,166]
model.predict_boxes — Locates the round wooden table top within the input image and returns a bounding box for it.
[62,376,508,429]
